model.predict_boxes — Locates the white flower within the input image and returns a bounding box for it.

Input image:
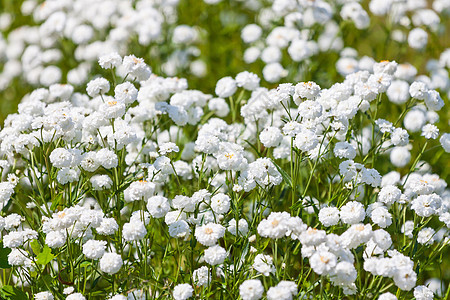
[294,130,318,152]
[173,283,193,300]
[253,254,275,276]
[210,193,231,214]
[299,227,327,246]
[159,142,179,155]
[56,168,80,185]
[194,223,225,246]
[239,279,264,300]
[288,39,313,63]
[294,81,320,102]
[391,128,409,146]
[123,220,147,241]
[263,63,287,83]
[8,249,30,266]
[387,80,409,104]
[49,148,75,168]
[122,55,151,81]
[370,206,392,228]
[90,175,112,190]
[4,214,22,231]
[215,142,247,171]
[172,25,197,44]
[257,212,290,239]
[165,210,187,225]
[99,253,123,275]
[372,229,392,251]
[259,127,283,148]
[66,293,86,300]
[208,98,230,117]
[411,193,441,217]
[240,158,282,191]
[378,185,401,206]
[63,287,74,295]
[361,168,382,187]
[417,227,435,245]
[235,71,260,91]
[82,240,106,260]
[375,119,393,134]
[334,142,356,159]
[421,124,439,139]
[147,196,170,218]
[241,24,262,43]
[393,268,417,291]
[124,180,155,202]
[318,207,340,227]
[408,28,428,50]
[340,201,365,224]
[298,100,322,120]
[193,266,210,287]
[424,90,444,111]
[215,76,237,98]
[341,223,373,249]
[341,2,370,29]
[310,250,337,275]
[98,52,122,69]
[441,133,450,152]
[34,291,54,300]
[81,152,100,172]
[266,286,292,300]
[409,81,428,100]
[403,109,426,132]
[3,231,25,248]
[0,182,15,204]
[153,156,174,175]
[244,47,261,63]
[172,195,195,212]
[414,285,434,300]
[332,261,357,285]
[86,77,110,97]
[168,220,191,238]
[96,149,118,169]
[100,97,126,119]
[401,221,415,238]
[97,218,118,236]
[275,281,297,297]
[114,82,137,104]
[204,245,227,265]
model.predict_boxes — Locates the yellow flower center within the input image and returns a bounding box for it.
[224,153,234,159]
[320,256,330,264]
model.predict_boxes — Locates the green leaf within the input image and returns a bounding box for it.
[0,241,12,269]
[79,261,92,268]
[50,193,63,211]
[0,286,28,300]
[36,245,55,265]
[30,239,41,255]
[41,275,53,289]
